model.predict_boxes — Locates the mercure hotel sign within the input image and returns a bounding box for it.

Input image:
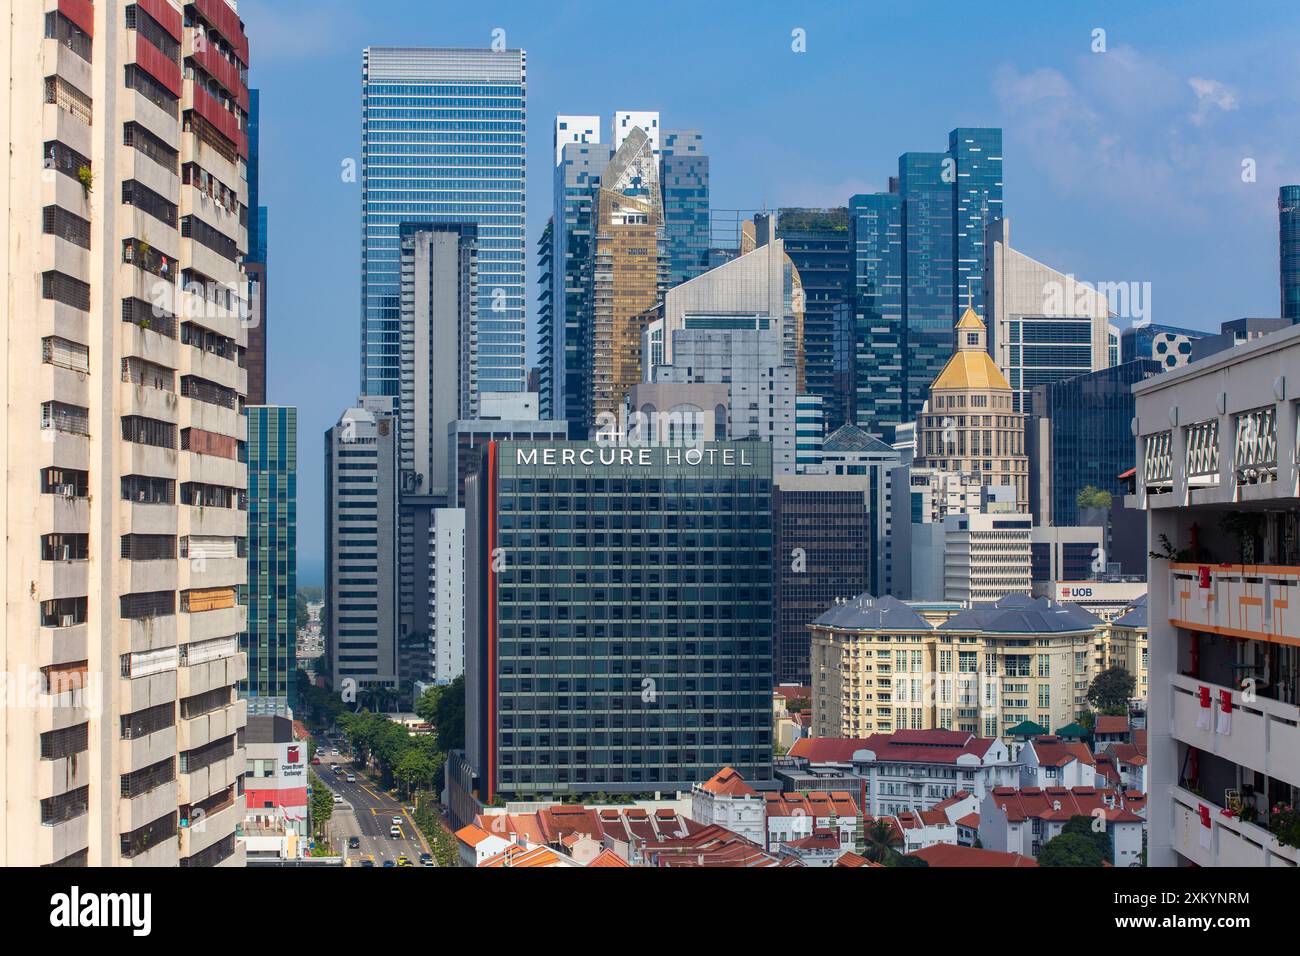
[514,445,755,468]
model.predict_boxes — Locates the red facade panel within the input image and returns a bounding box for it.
[137,0,183,39]
[192,39,248,111]
[187,427,236,459]
[135,34,182,97]
[58,0,95,37]
[190,85,246,158]
[192,0,250,66]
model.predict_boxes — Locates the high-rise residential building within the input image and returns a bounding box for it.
[1027,359,1162,528]
[1,0,252,866]
[1281,185,1300,323]
[1134,323,1300,866]
[585,127,666,430]
[849,191,904,436]
[361,47,526,409]
[460,440,775,803]
[243,406,297,716]
[795,395,826,471]
[912,308,1028,510]
[429,507,466,683]
[325,400,399,695]
[811,594,1101,740]
[772,475,878,684]
[776,208,854,431]
[983,219,1111,415]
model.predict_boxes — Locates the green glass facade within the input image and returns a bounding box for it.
[468,440,774,798]
[242,406,298,712]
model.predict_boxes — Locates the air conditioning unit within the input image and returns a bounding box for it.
[60,615,74,627]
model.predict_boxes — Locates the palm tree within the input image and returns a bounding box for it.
[863,819,901,864]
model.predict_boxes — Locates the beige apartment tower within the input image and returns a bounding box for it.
[2,0,252,866]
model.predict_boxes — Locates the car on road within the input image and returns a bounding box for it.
[382,859,395,867]
[397,856,411,867]
[360,859,375,867]
[331,749,339,756]
[389,825,401,838]
[310,757,321,766]
[392,816,403,827]
[346,774,356,783]
[419,853,433,867]
[332,793,343,804]
[348,836,360,850]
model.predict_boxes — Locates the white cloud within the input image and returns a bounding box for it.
[1187,77,1239,125]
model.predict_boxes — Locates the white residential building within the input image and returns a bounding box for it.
[429,507,466,683]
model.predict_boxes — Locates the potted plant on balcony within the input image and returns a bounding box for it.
[1270,803,1300,849]
[76,164,93,199]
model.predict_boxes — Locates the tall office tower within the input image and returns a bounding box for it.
[585,126,666,430]
[242,406,297,716]
[776,208,854,431]
[772,474,876,684]
[849,191,905,437]
[243,88,267,405]
[649,326,798,474]
[1134,326,1300,867]
[661,129,710,286]
[324,401,399,695]
[548,117,612,435]
[429,508,466,683]
[983,219,1111,414]
[949,128,1003,323]
[899,150,956,418]
[795,394,826,471]
[1281,185,1300,322]
[912,309,1028,510]
[395,224,477,690]
[460,440,774,804]
[361,47,526,408]
[535,220,555,419]
[659,236,805,386]
[1027,359,1161,527]
[1,0,252,867]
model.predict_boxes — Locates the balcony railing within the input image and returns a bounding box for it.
[1169,563,1300,647]
[1235,406,1278,485]
[1170,785,1299,867]
[1143,429,1173,493]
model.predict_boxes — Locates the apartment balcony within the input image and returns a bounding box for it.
[122,557,179,598]
[175,284,244,342]
[179,555,244,592]
[119,499,177,537]
[1169,563,1300,647]
[36,621,87,670]
[1170,673,1300,786]
[125,612,177,655]
[178,792,244,859]
[177,747,244,806]
[119,380,181,425]
[121,836,179,867]
[120,725,178,775]
[180,344,245,394]
[122,145,180,205]
[181,232,241,289]
[118,780,178,836]
[42,34,92,99]
[40,232,91,285]
[38,558,87,603]
[36,492,89,537]
[34,812,89,868]
[122,441,180,480]
[121,306,181,366]
[123,86,181,151]
[178,698,245,753]
[123,669,178,716]
[179,503,246,539]
[180,399,241,442]
[1169,785,1298,867]
[36,754,90,805]
[39,362,89,413]
[177,649,246,698]
[41,98,92,164]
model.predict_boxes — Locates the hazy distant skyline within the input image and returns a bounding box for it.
[238,0,1300,573]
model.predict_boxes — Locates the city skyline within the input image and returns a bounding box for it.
[239,0,1300,570]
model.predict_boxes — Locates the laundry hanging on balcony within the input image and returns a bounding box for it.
[1197,685,1212,730]
[1216,689,1232,735]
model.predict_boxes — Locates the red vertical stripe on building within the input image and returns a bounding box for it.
[135,35,182,97]
[486,440,498,803]
[136,0,183,39]
[58,0,95,37]
[193,0,250,66]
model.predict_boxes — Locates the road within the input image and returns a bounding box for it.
[311,736,433,868]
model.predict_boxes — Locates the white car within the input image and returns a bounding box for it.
[392,816,403,827]
[389,825,401,838]
[332,793,343,804]
[346,774,356,783]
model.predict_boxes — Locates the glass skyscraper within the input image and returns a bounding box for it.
[1281,185,1300,323]
[243,406,298,713]
[849,191,904,436]
[661,129,711,287]
[464,440,774,800]
[361,48,527,404]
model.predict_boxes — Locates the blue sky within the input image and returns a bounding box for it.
[238,0,1300,577]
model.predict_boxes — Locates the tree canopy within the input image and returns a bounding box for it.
[1075,485,1113,510]
[1087,666,1136,714]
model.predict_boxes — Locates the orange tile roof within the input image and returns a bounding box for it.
[700,766,759,798]
[479,844,565,868]
[763,791,860,819]
[1095,715,1130,734]
[454,823,495,848]
[989,786,1143,823]
[834,850,881,868]
[910,844,1037,868]
[586,848,631,868]
[1030,736,1096,767]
